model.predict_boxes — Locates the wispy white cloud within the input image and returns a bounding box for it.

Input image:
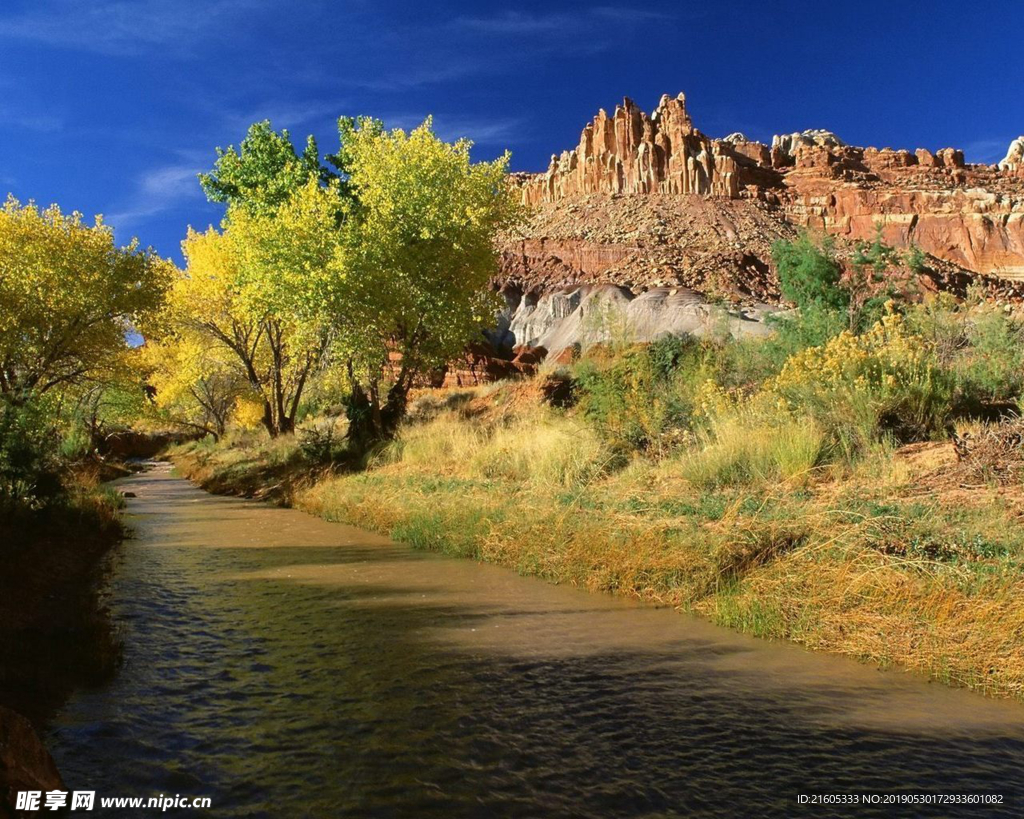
[962,137,1017,165]
[106,159,206,229]
[0,105,63,133]
[0,0,267,56]
[452,6,674,35]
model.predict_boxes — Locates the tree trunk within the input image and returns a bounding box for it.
[380,380,410,439]
[261,399,277,438]
[345,381,375,452]
[345,380,412,450]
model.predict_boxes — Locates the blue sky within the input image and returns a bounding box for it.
[1,0,1021,263]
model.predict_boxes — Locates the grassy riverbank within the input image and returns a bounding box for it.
[172,370,1024,702]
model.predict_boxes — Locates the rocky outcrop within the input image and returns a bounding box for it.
[490,285,777,360]
[1001,137,1024,173]
[439,343,533,388]
[501,192,795,300]
[772,129,845,160]
[504,93,1024,297]
[517,94,744,205]
[0,707,63,819]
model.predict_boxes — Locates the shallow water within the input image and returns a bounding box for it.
[48,463,1024,817]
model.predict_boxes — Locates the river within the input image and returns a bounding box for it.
[46,463,1024,817]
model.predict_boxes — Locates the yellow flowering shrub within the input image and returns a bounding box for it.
[767,309,954,449]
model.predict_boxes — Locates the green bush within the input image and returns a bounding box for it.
[769,311,957,452]
[299,420,349,465]
[59,423,94,462]
[0,400,63,510]
[905,297,1024,414]
[958,306,1024,403]
[769,233,850,357]
[575,336,705,452]
[772,232,847,314]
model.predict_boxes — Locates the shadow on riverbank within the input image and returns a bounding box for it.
[0,491,126,724]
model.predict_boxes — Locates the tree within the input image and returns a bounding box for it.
[329,117,518,445]
[849,224,921,331]
[773,232,847,313]
[142,334,246,440]
[0,197,170,404]
[770,232,848,352]
[60,350,152,454]
[176,122,347,437]
[199,121,335,215]
[165,181,339,437]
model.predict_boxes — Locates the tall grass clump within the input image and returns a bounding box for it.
[469,411,610,488]
[378,414,488,469]
[672,414,825,489]
[384,405,612,489]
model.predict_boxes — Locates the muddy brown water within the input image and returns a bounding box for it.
[46,463,1024,817]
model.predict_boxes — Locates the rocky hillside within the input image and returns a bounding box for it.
[500,92,1024,303]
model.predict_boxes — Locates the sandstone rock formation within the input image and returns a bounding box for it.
[518,94,742,204]
[502,93,1024,319]
[772,129,845,160]
[1001,137,1024,173]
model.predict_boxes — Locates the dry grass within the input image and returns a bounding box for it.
[668,415,825,489]
[378,402,613,489]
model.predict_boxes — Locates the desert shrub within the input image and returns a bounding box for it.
[707,336,781,390]
[58,422,94,461]
[769,230,923,359]
[575,336,705,452]
[773,233,847,314]
[299,419,348,465]
[957,306,1024,403]
[847,226,921,332]
[765,306,848,365]
[769,309,956,454]
[903,294,968,366]
[905,297,1024,413]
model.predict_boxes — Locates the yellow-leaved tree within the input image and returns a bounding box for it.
[141,332,247,440]
[0,196,171,404]
[153,116,516,445]
[330,117,518,445]
[141,123,346,438]
[162,179,341,437]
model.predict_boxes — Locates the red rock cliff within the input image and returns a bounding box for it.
[505,94,1024,292]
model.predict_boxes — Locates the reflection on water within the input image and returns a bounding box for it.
[49,464,1024,817]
